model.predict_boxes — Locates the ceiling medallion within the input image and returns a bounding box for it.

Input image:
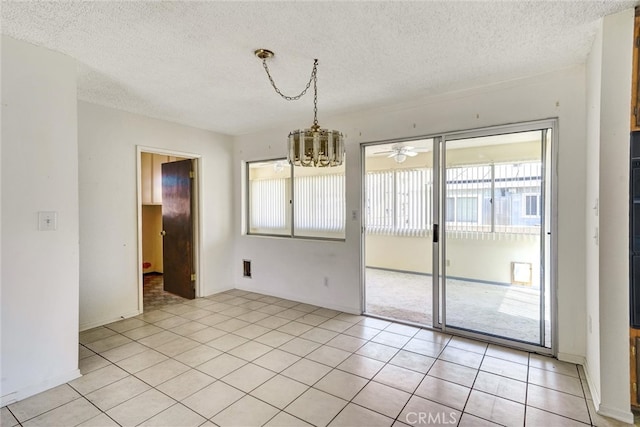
[255,49,345,167]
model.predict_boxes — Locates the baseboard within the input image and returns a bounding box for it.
[1,369,81,407]
[557,352,586,366]
[79,309,141,332]
[583,358,602,408]
[366,266,512,287]
[582,361,635,424]
[597,403,635,424]
[203,285,235,297]
[233,284,360,315]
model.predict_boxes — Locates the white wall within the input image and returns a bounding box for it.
[1,36,81,404]
[594,9,633,423]
[367,235,540,286]
[234,66,588,359]
[585,11,603,407]
[78,102,234,330]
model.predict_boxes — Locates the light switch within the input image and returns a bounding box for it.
[38,211,57,231]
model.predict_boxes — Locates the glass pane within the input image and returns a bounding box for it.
[363,139,434,324]
[293,160,346,239]
[444,130,547,346]
[456,197,478,222]
[247,159,290,236]
[445,198,455,222]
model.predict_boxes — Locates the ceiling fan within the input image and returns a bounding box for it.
[374,144,430,163]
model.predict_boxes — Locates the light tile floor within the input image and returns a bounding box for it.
[2,289,635,427]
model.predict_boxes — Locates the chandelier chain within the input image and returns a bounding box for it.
[261,58,319,106]
[313,66,318,126]
[254,49,343,167]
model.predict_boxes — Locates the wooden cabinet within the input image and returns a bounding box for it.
[632,11,640,131]
[632,329,640,406]
[140,152,184,205]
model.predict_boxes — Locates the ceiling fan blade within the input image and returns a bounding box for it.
[387,153,397,158]
[405,151,418,157]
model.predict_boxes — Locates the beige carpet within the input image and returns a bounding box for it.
[365,268,550,346]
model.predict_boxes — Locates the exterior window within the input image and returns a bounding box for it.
[364,161,541,236]
[247,160,290,236]
[293,165,346,239]
[456,197,478,223]
[365,168,433,236]
[523,194,540,217]
[246,159,345,240]
[445,198,455,223]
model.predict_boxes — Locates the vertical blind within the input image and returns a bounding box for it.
[365,169,433,236]
[294,174,345,235]
[365,171,394,233]
[365,162,541,237]
[250,162,541,238]
[249,178,287,232]
[249,173,345,238]
[396,169,432,236]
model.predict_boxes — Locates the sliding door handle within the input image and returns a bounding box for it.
[433,224,439,243]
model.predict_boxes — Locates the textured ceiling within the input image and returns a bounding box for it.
[1,1,636,136]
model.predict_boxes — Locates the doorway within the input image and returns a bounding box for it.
[362,120,556,352]
[137,147,202,313]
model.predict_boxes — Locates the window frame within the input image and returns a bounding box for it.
[522,193,541,218]
[245,158,346,241]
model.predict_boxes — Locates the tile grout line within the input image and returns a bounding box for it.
[98,311,488,424]
[456,341,488,425]
[523,350,531,426]
[69,291,593,427]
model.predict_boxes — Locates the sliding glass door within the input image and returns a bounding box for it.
[362,139,434,325]
[362,120,555,351]
[440,126,552,348]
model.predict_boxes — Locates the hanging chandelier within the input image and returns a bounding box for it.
[255,49,345,167]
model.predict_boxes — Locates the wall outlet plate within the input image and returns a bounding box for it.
[38,211,57,231]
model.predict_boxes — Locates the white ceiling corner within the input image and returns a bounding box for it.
[1,1,636,136]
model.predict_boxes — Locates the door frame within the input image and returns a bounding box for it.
[360,119,558,355]
[359,134,439,316]
[136,146,203,313]
[438,119,558,355]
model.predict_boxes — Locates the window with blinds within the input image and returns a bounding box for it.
[294,174,345,238]
[365,161,541,237]
[247,160,290,236]
[247,159,346,239]
[365,168,433,236]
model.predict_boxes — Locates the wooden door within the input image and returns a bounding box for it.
[161,159,195,299]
